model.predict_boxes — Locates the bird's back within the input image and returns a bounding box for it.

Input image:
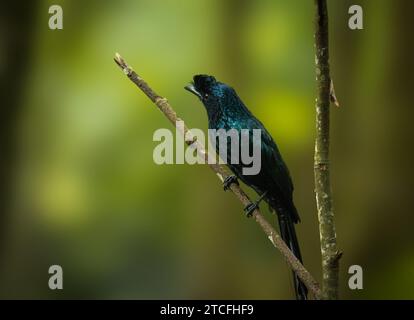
[209,100,300,223]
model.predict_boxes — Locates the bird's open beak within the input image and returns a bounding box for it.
[184,83,202,100]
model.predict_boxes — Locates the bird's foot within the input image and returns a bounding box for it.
[223,175,239,191]
[244,203,258,217]
[244,191,268,217]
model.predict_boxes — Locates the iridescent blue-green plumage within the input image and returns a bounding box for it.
[185,74,307,300]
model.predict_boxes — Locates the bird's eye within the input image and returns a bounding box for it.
[204,93,209,99]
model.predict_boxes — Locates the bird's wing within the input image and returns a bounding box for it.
[247,117,295,205]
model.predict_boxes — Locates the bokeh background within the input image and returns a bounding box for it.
[0,0,413,299]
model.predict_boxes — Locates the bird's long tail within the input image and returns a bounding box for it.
[277,212,308,300]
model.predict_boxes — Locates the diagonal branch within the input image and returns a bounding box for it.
[314,0,342,300]
[114,53,322,299]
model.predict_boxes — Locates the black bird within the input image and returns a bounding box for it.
[185,75,308,300]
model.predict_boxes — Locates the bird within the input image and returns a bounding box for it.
[185,74,308,300]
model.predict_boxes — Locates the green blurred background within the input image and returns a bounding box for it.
[0,0,413,299]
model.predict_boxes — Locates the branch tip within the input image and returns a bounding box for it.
[114,52,132,75]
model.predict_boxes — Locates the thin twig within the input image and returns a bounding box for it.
[314,0,341,299]
[330,79,340,107]
[114,53,322,299]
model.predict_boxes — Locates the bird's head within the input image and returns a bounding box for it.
[185,74,233,112]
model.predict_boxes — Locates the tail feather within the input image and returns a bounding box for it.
[277,213,308,300]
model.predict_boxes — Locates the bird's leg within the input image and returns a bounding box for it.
[244,191,268,217]
[223,175,239,191]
